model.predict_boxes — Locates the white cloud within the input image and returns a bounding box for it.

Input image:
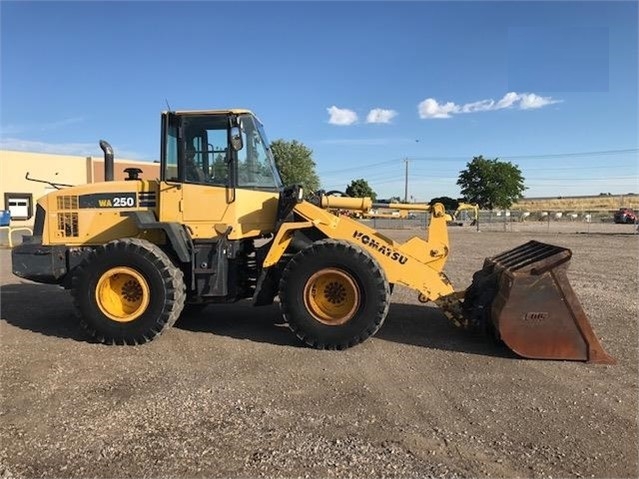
[460,99,495,113]
[418,92,561,119]
[518,93,558,110]
[318,137,416,146]
[327,106,358,126]
[39,117,85,131]
[0,137,148,160]
[366,108,398,124]
[496,92,520,109]
[1,117,85,136]
[418,99,460,119]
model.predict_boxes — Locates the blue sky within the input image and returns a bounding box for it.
[1,1,637,201]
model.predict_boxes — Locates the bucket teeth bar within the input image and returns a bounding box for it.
[489,241,571,274]
[434,291,468,329]
[458,241,615,364]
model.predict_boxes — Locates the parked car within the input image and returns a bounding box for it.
[613,208,637,224]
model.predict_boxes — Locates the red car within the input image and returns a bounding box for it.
[613,208,637,224]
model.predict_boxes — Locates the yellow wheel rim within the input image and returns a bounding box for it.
[95,267,150,323]
[303,268,360,325]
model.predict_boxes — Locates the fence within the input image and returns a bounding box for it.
[475,209,638,233]
[1,209,635,248]
[355,209,637,234]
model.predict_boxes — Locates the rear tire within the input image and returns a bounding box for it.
[71,238,185,345]
[279,239,390,349]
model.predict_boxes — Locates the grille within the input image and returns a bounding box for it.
[57,212,79,237]
[57,195,78,210]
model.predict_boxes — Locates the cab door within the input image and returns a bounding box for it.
[159,112,234,237]
[180,121,231,225]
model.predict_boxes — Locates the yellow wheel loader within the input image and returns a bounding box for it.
[11,110,614,363]
[444,202,479,226]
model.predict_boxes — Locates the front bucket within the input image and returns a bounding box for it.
[464,241,615,364]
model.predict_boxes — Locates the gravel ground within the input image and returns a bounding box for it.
[0,224,637,478]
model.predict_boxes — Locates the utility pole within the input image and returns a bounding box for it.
[404,158,409,203]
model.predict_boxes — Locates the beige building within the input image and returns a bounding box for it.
[0,150,160,227]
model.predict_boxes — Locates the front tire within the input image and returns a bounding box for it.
[279,239,390,349]
[71,238,186,345]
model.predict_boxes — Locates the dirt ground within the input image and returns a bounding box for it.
[1,225,637,478]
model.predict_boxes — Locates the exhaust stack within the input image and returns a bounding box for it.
[99,140,114,181]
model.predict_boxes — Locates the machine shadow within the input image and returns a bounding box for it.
[175,302,301,347]
[178,301,516,359]
[0,282,297,346]
[0,283,92,342]
[377,303,517,359]
[1,283,515,359]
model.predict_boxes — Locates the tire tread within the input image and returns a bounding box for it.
[279,239,390,350]
[71,238,185,345]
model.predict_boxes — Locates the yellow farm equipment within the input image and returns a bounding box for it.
[445,202,479,226]
[12,109,614,363]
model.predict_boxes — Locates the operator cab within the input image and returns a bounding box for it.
[161,110,283,191]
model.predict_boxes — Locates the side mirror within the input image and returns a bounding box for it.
[230,126,243,151]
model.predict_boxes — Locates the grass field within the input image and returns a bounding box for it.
[513,194,639,212]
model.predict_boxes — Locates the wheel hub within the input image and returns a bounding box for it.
[324,281,347,304]
[304,268,360,325]
[122,279,143,302]
[95,267,150,323]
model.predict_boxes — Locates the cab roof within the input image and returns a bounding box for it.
[162,108,255,116]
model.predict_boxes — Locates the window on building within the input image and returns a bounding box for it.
[4,193,33,221]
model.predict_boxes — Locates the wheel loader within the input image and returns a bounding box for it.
[444,202,479,226]
[11,109,614,363]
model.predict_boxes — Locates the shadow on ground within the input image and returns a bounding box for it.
[0,282,90,342]
[177,302,514,358]
[377,303,516,359]
[1,282,514,358]
[175,302,300,347]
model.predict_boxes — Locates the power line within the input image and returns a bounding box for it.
[408,148,638,161]
[318,148,639,175]
[319,148,638,196]
[324,163,638,179]
[318,158,400,175]
[501,148,639,160]
[409,163,637,174]
[526,176,638,182]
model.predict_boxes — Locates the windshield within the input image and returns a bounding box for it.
[237,114,282,189]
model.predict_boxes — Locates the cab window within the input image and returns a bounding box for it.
[236,114,281,189]
[182,116,229,185]
[164,125,179,181]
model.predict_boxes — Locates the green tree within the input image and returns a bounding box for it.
[211,153,228,181]
[457,156,526,209]
[270,139,320,194]
[429,196,459,210]
[345,178,377,201]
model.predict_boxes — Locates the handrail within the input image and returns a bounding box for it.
[0,226,33,248]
